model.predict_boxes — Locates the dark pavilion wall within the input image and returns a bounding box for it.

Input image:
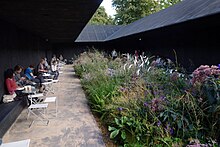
[52,42,108,60]
[108,14,220,71]
[0,20,48,101]
[52,14,220,72]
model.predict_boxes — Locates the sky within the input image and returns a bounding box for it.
[100,0,116,16]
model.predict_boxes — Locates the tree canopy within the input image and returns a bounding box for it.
[89,6,113,25]
[112,0,182,25]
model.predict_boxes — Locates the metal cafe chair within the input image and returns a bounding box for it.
[27,103,49,127]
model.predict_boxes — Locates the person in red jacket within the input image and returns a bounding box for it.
[5,68,20,95]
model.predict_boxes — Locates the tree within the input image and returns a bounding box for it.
[89,6,113,25]
[112,0,181,25]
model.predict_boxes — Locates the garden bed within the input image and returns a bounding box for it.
[74,50,220,146]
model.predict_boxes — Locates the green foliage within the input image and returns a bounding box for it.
[89,6,113,25]
[74,50,220,146]
[112,0,182,25]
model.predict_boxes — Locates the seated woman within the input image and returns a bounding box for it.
[14,65,34,86]
[51,60,59,80]
[5,68,20,95]
[5,68,26,100]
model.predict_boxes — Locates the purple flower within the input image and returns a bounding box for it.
[153,91,158,96]
[170,127,174,135]
[165,123,174,135]
[120,87,125,92]
[118,107,123,111]
[218,64,220,69]
[157,121,161,127]
[143,102,148,107]
[160,96,166,100]
[166,123,170,130]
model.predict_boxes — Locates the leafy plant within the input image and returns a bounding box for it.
[74,50,220,146]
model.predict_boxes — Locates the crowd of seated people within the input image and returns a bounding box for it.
[4,55,63,103]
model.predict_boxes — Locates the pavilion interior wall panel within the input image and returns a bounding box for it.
[0,20,47,101]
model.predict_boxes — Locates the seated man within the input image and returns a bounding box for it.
[14,65,34,87]
[24,65,45,84]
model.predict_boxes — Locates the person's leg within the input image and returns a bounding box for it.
[32,78,40,84]
[36,75,45,83]
[53,71,59,80]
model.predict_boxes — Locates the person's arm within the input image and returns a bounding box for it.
[29,72,34,77]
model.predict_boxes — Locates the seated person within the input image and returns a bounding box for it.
[5,69,20,95]
[51,60,59,80]
[44,57,50,70]
[5,68,26,100]
[14,65,34,86]
[24,65,45,84]
[59,54,63,61]
[37,58,48,75]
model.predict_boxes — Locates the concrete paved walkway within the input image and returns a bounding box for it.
[3,65,105,147]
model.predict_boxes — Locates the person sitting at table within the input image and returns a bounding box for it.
[25,65,45,93]
[37,58,48,75]
[5,68,26,100]
[51,59,59,80]
[44,57,50,70]
[14,65,34,87]
[24,65,45,84]
[5,68,20,95]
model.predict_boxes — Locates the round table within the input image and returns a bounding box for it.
[22,88,37,105]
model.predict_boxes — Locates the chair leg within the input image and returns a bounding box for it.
[28,108,49,127]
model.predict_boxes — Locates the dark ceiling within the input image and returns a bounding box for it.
[0,0,103,43]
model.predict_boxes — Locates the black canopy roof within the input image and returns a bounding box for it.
[75,25,123,42]
[106,0,220,41]
[0,0,103,43]
[75,0,220,42]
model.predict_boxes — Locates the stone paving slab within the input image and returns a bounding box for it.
[3,65,105,147]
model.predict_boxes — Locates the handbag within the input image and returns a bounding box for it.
[3,93,17,103]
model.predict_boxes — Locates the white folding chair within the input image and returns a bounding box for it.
[42,81,54,95]
[27,103,49,127]
[52,79,59,83]
[1,139,30,147]
[28,93,44,104]
[44,97,58,117]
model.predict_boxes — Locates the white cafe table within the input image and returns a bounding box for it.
[1,139,30,147]
[22,88,37,104]
[42,73,51,77]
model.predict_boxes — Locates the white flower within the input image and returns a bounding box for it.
[136,69,140,76]
[123,63,127,70]
[128,64,133,69]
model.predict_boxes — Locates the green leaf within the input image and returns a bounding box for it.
[121,116,127,124]
[110,129,119,139]
[177,120,182,129]
[121,131,126,140]
[108,126,116,131]
[115,118,120,125]
[127,122,132,126]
